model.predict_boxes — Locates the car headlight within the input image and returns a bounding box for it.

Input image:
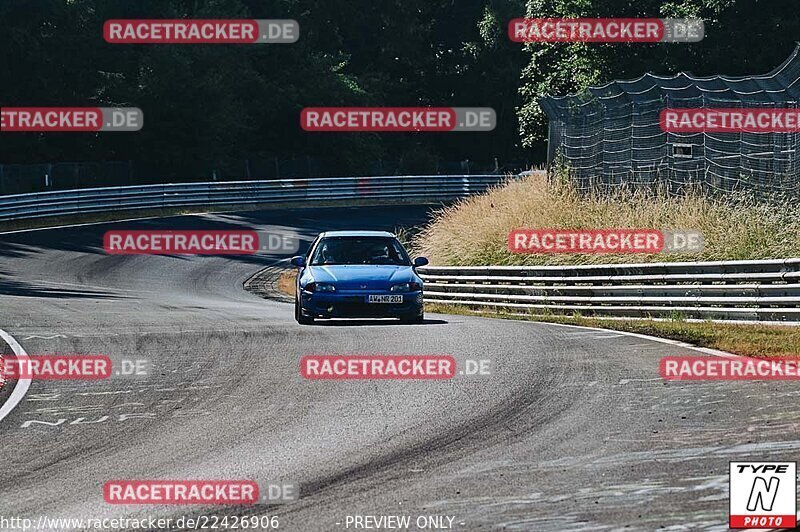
[303,282,335,293]
[391,282,422,292]
[315,283,336,292]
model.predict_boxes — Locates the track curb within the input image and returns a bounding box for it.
[0,328,31,425]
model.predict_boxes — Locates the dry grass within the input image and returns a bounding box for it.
[426,304,800,357]
[411,172,800,265]
[277,270,297,298]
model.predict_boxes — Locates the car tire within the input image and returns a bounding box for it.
[295,297,314,325]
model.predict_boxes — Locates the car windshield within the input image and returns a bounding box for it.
[310,237,411,266]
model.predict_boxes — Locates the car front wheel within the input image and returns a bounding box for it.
[295,297,314,325]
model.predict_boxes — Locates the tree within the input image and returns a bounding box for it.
[517,0,800,150]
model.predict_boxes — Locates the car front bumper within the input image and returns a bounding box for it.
[300,290,424,319]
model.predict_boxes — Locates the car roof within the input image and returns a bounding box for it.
[319,230,397,238]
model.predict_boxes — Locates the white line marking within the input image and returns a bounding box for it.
[617,378,663,385]
[0,328,31,424]
[451,311,789,528]
[625,343,664,349]
[523,320,740,359]
[527,312,798,531]
[489,310,800,328]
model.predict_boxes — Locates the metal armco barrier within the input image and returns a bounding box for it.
[418,259,800,322]
[0,175,509,222]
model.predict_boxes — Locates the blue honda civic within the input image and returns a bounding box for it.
[291,230,428,324]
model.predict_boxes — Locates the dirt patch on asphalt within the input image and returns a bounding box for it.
[244,263,295,302]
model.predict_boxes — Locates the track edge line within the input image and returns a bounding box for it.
[0,328,31,424]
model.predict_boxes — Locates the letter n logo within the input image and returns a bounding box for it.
[747,476,780,511]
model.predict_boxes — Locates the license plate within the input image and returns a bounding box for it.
[367,295,403,303]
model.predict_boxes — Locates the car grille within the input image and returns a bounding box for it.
[317,301,410,317]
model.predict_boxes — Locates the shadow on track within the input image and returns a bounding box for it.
[301,319,448,327]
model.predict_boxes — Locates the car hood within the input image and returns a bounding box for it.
[307,265,417,289]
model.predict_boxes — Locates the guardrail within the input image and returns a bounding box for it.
[418,258,800,322]
[0,175,510,222]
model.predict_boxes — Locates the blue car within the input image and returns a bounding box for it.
[291,231,429,324]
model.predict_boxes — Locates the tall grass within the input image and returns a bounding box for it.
[411,172,800,266]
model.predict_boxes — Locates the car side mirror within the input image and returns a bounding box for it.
[413,256,429,267]
[290,255,306,267]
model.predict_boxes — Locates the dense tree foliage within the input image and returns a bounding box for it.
[518,0,800,147]
[3,0,800,180]
[0,0,528,179]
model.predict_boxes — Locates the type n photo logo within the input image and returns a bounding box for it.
[730,462,796,529]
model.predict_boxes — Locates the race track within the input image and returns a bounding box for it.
[0,205,798,532]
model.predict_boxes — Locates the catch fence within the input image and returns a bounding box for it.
[541,45,800,198]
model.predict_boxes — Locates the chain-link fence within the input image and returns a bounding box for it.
[541,45,800,198]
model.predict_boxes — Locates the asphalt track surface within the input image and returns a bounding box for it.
[0,204,798,532]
